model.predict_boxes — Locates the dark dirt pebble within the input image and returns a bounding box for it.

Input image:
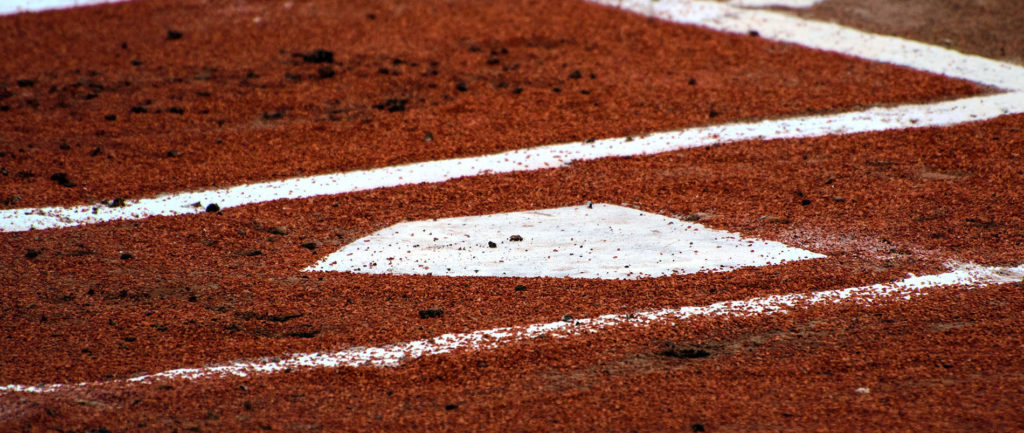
[512,87,523,94]
[661,343,711,359]
[166,30,183,40]
[709,109,720,118]
[800,199,811,206]
[108,197,126,208]
[300,242,318,250]
[286,330,319,338]
[120,253,133,260]
[568,70,582,79]
[239,249,263,257]
[301,49,334,63]
[238,312,304,322]
[130,105,148,113]
[419,308,444,319]
[445,404,459,410]
[373,99,408,112]
[25,249,41,259]
[205,203,220,212]
[16,79,36,87]
[488,241,497,248]
[423,131,434,142]
[514,285,527,291]
[561,314,575,322]
[167,107,185,114]
[104,114,117,121]
[691,424,706,432]
[263,110,285,120]
[123,336,137,342]
[688,78,697,86]
[509,235,523,241]
[269,226,289,235]
[455,82,468,92]
[49,172,76,187]
[166,149,182,157]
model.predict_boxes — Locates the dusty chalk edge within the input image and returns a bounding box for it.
[3,264,1021,394]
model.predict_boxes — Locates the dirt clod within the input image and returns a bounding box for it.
[419,308,444,319]
[661,343,712,359]
[301,49,334,63]
[373,99,408,112]
[50,172,76,187]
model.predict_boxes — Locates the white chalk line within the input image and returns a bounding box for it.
[2,0,1024,233]
[592,0,1024,92]
[2,92,1023,233]
[0,0,133,15]
[3,263,1021,394]
[727,0,825,9]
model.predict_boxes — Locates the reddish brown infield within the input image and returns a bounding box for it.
[0,0,980,208]
[1,0,1022,431]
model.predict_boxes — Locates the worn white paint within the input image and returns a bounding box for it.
[3,263,1021,394]
[2,92,1022,233]
[0,0,130,15]
[728,0,825,9]
[306,204,824,279]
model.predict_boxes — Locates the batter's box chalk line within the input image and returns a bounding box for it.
[2,1,1024,232]
[2,263,1021,394]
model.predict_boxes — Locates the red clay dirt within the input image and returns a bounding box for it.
[0,0,981,208]
[1,0,1021,431]
[3,282,1023,431]
[2,112,1022,386]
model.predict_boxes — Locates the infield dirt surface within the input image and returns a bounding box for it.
[2,0,1023,431]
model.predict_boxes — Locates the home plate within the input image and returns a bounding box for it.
[304,204,825,279]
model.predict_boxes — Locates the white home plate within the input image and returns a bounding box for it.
[305,204,824,279]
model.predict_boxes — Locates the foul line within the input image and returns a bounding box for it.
[2,92,1023,233]
[592,0,1024,92]
[3,263,1020,394]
